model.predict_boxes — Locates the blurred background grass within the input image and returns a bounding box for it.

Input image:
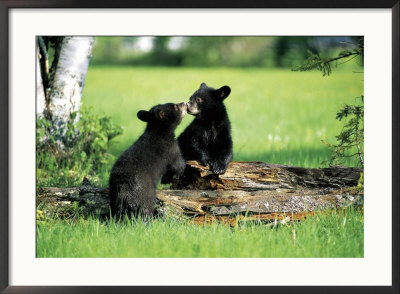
[82,66,363,168]
[76,36,364,186]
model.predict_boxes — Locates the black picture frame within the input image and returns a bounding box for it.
[1,1,399,293]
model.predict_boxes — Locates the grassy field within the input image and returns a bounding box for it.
[83,66,363,168]
[37,207,363,258]
[37,65,364,258]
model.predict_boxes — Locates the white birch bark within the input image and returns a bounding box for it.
[47,37,94,129]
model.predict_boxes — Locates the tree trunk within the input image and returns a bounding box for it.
[47,37,94,131]
[37,162,363,225]
[36,44,46,118]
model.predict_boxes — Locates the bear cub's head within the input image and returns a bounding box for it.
[187,83,231,117]
[137,102,187,129]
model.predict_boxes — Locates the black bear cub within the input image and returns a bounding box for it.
[109,102,187,218]
[178,82,233,174]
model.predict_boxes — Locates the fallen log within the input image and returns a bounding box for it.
[37,161,363,225]
[172,161,362,190]
[158,188,363,225]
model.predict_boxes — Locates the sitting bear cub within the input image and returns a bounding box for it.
[178,82,233,174]
[109,102,187,218]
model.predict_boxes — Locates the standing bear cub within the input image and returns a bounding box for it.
[109,102,187,218]
[178,82,233,174]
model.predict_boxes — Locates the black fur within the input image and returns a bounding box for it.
[178,83,233,174]
[109,102,187,219]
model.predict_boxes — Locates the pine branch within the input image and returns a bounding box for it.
[293,39,364,168]
[292,39,363,77]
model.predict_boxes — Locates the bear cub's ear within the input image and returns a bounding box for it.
[215,86,231,100]
[137,110,152,122]
[157,110,166,119]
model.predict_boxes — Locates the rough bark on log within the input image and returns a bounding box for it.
[171,161,362,191]
[37,173,363,225]
[156,188,363,216]
[37,179,110,217]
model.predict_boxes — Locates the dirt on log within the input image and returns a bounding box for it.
[37,161,363,225]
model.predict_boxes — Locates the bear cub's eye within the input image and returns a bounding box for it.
[196,97,203,103]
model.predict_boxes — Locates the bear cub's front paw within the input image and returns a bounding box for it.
[210,161,228,175]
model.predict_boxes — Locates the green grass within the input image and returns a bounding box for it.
[37,65,364,258]
[36,207,363,258]
[82,66,363,169]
